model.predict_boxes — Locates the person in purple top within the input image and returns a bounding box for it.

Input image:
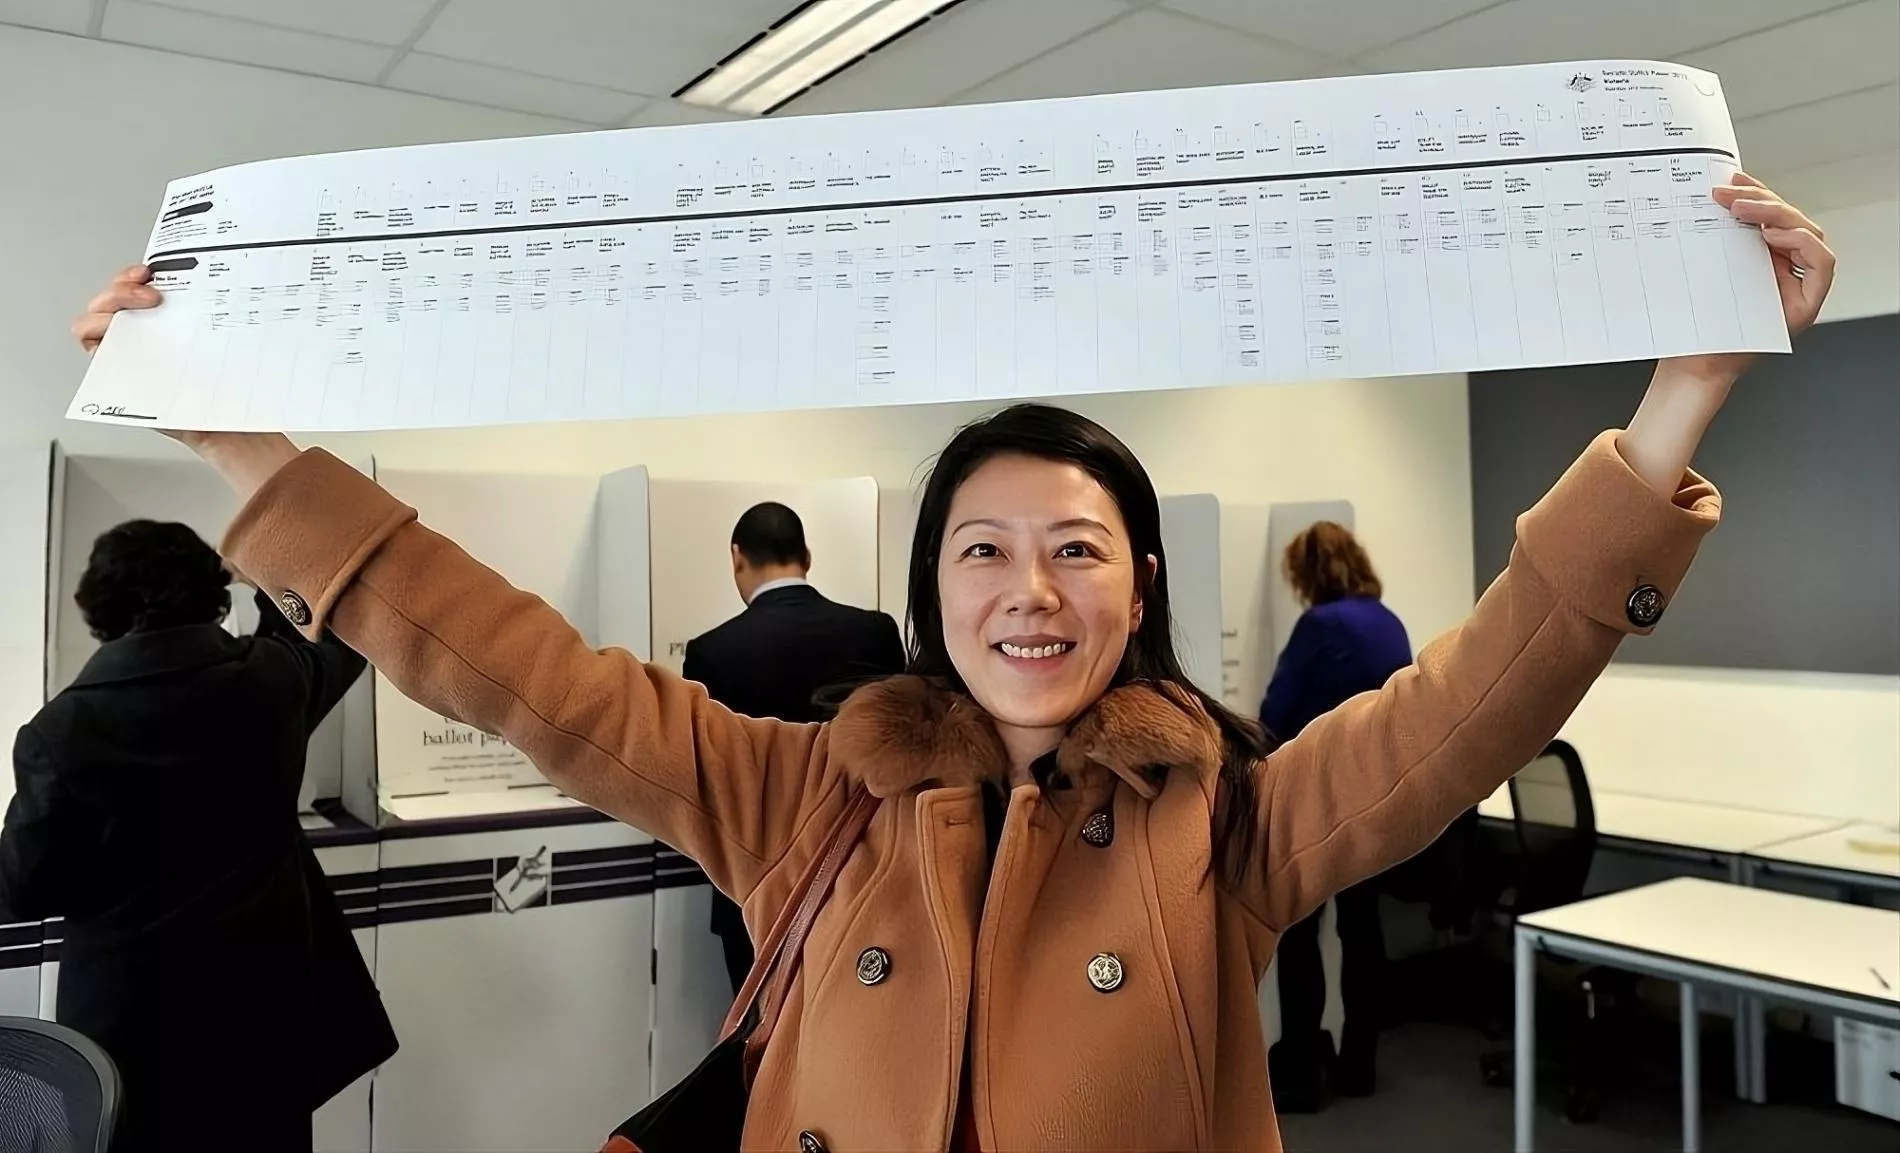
[1260,520,1413,1112]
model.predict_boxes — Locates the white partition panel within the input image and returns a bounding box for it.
[1159,494,1223,700]
[371,470,604,819]
[646,477,880,674]
[596,466,653,661]
[877,486,919,634]
[370,820,654,1153]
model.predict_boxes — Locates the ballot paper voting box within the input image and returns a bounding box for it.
[643,475,880,1093]
[362,465,660,1152]
[36,450,378,1019]
[367,816,656,1153]
[1837,1018,1900,1122]
[0,447,52,1018]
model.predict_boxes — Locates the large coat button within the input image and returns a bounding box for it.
[1080,809,1114,847]
[1086,952,1124,992]
[798,1132,826,1153]
[855,946,891,986]
[278,590,312,627]
[1626,584,1665,628]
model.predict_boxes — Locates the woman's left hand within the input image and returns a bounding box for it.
[1620,173,1837,493]
[1658,171,1837,389]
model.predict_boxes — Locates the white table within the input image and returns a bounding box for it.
[1513,878,1900,1152]
[1745,823,1900,894]
[1481,785,1850,1100]
[1729,822,1900,1102]
[1478,786,1846,867]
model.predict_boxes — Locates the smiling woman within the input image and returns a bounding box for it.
[63,170,1835,1153]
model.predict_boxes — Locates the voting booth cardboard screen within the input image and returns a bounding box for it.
[369,467,617,822]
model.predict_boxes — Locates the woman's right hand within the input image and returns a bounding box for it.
[72,264,301,499]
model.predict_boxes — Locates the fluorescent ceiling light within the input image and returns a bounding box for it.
[676,0,957,116]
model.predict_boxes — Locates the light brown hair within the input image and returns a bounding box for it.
[1282,521,1383,607]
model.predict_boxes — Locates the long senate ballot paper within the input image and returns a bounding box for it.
[71,60,1788,432]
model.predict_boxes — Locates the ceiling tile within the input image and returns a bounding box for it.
[624,99,747,128]
[785,0,1131,116]
[1756,148,1900,212]
[1359,0,1852,74]
[1736,84,1900,178]
[1164,0,1500,59]
[0,0,90,35]
[952,7,1335,105]
[101,1,393,82]
[1682,1,1900,120]
[387,54,644,125]
[419,0,798,97]
[141,0,439,45]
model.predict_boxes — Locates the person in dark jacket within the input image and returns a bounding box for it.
[1260,520,1413,1112]
[0,520,397,1153]
[682,501,906,993]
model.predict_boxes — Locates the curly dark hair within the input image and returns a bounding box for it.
[74,520,232,642]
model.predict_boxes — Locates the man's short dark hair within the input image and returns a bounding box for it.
[74,520,232,642]
[731,502,809,569]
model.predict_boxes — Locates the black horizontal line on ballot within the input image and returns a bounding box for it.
[145,145,1736,263]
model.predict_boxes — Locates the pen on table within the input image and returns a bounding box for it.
[1872,967,1892,991]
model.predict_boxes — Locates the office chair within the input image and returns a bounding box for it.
[0,1016,122,1152]
[1475,740,1634,1123]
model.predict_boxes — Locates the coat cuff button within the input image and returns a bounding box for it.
[278,590,313,627]
[1625,584,1665,629]
[855,946,891,986]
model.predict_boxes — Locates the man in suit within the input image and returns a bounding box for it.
[683,502,905,993]
[0,520,397,1153]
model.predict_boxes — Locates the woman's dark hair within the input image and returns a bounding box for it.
[904,403,1273,882]
[1283,520,1383,607]
[74,520,231,642]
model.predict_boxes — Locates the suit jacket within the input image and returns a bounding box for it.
[0,590,397,1146]
[683,584,906,954]
[682,583,906,725]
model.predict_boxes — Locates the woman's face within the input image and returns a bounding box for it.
[937,453,1148,763]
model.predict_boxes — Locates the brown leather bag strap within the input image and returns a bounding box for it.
[719,788,878,1043]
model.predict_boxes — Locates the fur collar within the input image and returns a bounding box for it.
[829,675,1224,799]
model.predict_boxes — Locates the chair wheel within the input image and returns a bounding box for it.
[1563,1085,1601,1124]
[1478,1053,1509,1087]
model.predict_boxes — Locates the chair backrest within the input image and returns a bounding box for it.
[1505,739,1597,914]
[0,1016,121,1153]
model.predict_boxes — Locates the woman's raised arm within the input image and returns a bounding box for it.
[1227,173,1835,932]
[72,272,852,907]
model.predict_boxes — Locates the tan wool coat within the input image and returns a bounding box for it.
[223,430,1719,1152]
